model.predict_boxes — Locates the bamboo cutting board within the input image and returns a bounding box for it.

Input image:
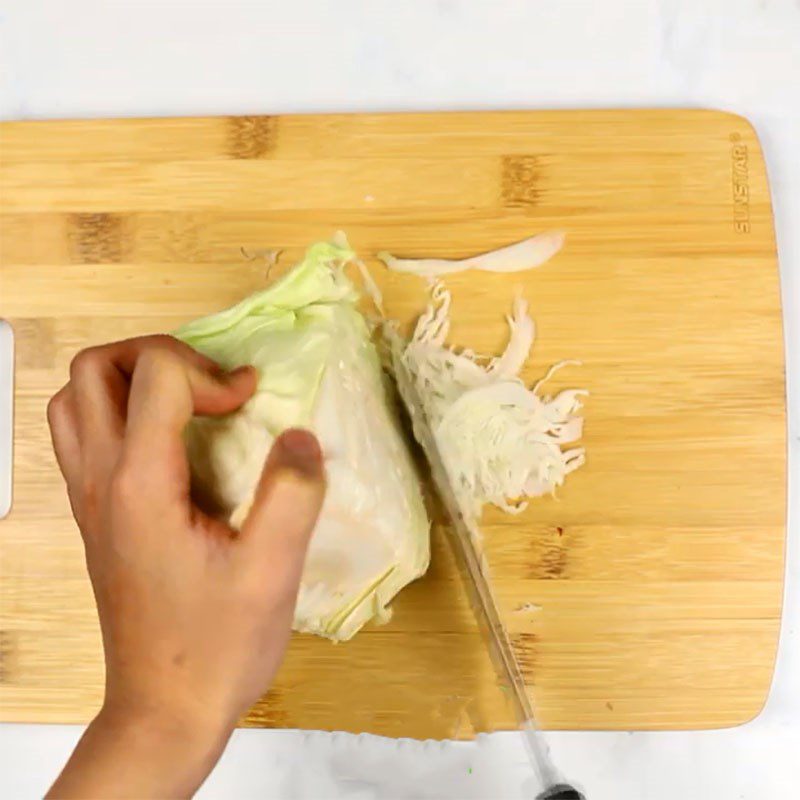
[0,110,786,735]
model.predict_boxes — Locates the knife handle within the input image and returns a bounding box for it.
[536,784,586,800]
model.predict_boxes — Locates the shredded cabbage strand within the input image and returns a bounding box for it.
[378,231,565,278]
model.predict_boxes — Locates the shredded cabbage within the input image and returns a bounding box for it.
[175,240,430,641]
[385,281,586,523]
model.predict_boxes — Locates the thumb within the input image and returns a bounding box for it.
[241,429,326,597]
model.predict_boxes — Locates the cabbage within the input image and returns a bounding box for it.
[378,231,565,278]
[175,240,430,641]
[385,281,586,524]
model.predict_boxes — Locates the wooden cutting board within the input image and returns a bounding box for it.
[0,110,785,736]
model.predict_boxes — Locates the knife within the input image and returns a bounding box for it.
[390,347,585,800]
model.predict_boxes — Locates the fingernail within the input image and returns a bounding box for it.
[220,365,255,384]
[276,428,323,476]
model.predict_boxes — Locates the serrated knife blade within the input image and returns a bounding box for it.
[390,348,584,800]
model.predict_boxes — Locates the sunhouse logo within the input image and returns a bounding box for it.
[729,132,750,234]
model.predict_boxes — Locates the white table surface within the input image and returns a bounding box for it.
[1,1,798,798]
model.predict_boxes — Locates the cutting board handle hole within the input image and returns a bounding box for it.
[0,320,14,520]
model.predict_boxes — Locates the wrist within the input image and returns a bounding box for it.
[92,701,232,795]
[48,701,234,800]
[102,679,238,750]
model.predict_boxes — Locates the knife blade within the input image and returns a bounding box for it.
[390,346,584,800]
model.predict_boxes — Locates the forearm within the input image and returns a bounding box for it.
[47,704,232,800]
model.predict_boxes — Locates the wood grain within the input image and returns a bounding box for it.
[0,110,785,735]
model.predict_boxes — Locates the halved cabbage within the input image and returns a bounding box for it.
[175,240,430,641]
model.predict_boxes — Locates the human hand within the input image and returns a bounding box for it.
[46,335,326,799]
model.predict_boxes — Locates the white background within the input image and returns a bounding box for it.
[1,1,798,798]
